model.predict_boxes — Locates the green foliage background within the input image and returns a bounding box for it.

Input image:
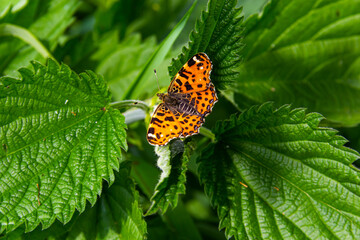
[1,0,360,239]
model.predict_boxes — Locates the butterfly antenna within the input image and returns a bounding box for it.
[154,69,160,92]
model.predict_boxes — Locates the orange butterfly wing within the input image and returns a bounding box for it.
[175,113,203,137]
[168,53,212,94]
[147,52,217,146]
[147,103,182,146]
[172,83,218,137]
[185,83,218,116]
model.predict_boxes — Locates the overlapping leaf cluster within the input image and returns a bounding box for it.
[234,0,360,126]
[198,103,360,239]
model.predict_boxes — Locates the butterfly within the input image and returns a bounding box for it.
[147,53,218,146]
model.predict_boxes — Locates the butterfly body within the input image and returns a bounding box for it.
[158,92,203,118]
[147,53,217,146]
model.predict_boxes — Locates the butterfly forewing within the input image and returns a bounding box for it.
[168,53,212,94]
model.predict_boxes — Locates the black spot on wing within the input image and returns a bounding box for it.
[165,116,175,121]
[184,81,193,91]
[179,71,189,79]
[151,118,163,124]
[196,53,206,61]
[188,57,196,67]
[178,67,192,78]
[175,79,183,86]
[148,127,155,134]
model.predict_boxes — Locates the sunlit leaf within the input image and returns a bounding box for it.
[198,103,360,239]
[0,59,127,233]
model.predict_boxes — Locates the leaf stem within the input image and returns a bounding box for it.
[110,100,150,112]
[199,127,216,143]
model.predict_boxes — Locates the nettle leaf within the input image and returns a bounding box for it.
[169,0,244,90]
[72,163,146,240]
[146,140,189,215]
[16,163,146,239]
[0,59,127,233]
[234,0,360,126]
[197,103,360,239]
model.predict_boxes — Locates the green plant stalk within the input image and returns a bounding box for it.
[0,23,55,60]
[110,100,149,112]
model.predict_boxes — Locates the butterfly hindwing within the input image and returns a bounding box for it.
[187,83,218,116]
[168,53,212,94]
[147,103,182,146]
[177,113,203,137]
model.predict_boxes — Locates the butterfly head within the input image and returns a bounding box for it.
[157,93,166,101]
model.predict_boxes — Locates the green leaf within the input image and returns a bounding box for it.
[0,59,127,233]
[0,0,79,77]
[146,201,202,240]
[146,140,189,215]
[16,163,146,240]
[70,164,147,240]
[197,103,360,239]
[234,0,360,126]
[123,0,197,100]
[169,0,244,90]
[94,33,157,101]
